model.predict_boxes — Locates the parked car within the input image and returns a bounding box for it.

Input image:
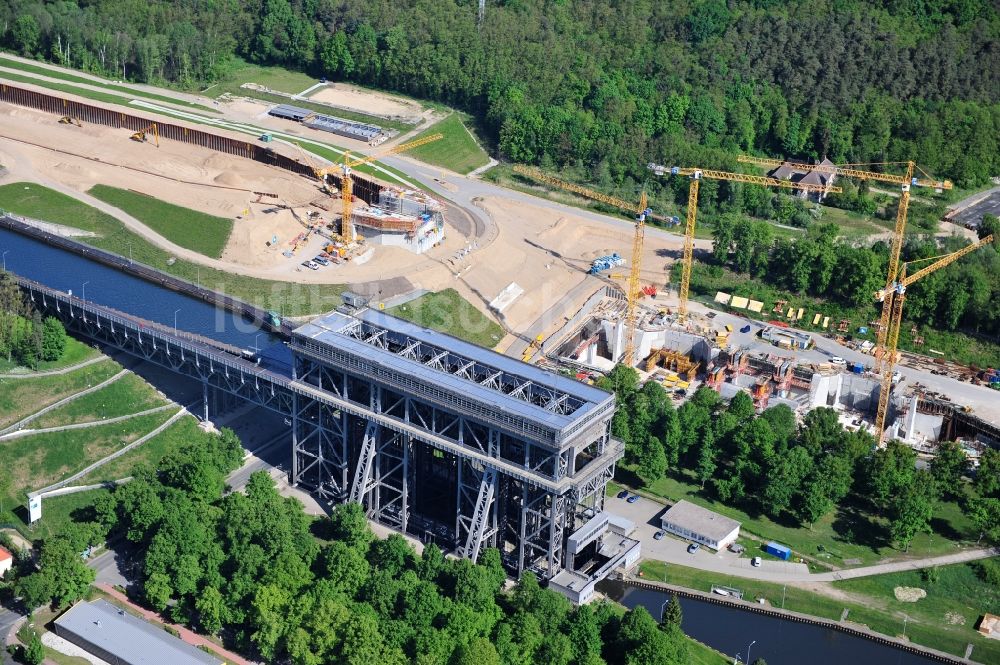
[740,324,752,334]
[687,543,700,554]
[313,255,330,266]
[301,261,319,270]
[626,495,640,504]
[653,530,665,540]
[751,556,762,567]
[830,356,847,366]
[616,489,629,499]
[728,543,745,554]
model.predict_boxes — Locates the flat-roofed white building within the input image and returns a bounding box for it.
[660,500,740,551]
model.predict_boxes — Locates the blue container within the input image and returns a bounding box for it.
[764,542,792,560]
[852,363,864,374]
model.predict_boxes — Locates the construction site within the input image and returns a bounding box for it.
[2,76,999,508]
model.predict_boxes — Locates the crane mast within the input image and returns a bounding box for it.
[512,165,651,366]
[873,234,994,443]
[647,163,841,321]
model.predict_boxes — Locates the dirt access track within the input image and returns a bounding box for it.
[0,79,691,338]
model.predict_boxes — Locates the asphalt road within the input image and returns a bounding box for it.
[949,187,1000,227]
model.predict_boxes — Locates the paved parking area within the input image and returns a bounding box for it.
[605,493,811,581]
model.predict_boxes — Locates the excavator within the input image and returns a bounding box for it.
[130,123,159,147]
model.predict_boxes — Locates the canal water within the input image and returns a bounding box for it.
[599,581,944,665]
[0,227,286,361]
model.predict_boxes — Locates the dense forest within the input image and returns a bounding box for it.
[708,216,1000,339]
[1,0,998,192]
[598,367,1000,551]
[11,428,693,665]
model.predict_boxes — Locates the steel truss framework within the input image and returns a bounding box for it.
[292,341,622,577]
[20,277,622,579]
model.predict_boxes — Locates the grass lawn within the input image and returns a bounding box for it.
[0,68,157,108]
[0,183,345,316]
[0,358,118,429]
[639,560,1000,663]
[405,113,490,175]
[819,205,889,238]
[0,335,97,373]
[686,638,731,664]
[625,468,977,567]
[88,185,234,258]
[387,289,504,348]
[5,482,111,542]
[33,373,167,429]
[0,54,218,113]
[76,414,205,485]
[1,409,174,501]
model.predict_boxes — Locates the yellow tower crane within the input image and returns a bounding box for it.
[737,155,953,373]
[873,234,994,443]
[646,163,842,321]
[305,133,443,242]
[512,165,651,367]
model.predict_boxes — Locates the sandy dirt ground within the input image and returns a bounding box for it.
[465,197,689,332]
[0,103,467,275]
[218,95,380,153]
[0,91,689,338]
[309,83,422,120]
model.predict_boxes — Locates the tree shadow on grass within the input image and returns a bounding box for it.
[831,505,889,552]
[929,516,964,542]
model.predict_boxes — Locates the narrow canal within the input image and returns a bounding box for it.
[0,227,283,355]
[599,580,946,665]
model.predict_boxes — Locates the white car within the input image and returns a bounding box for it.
[751,556,762,567]
[301,261,319,271]
[829,356,847,366]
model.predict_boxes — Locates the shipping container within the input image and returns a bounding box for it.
[764,542,792,560]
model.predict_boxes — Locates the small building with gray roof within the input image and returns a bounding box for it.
[660,500,741,551]
[54,599,222,665]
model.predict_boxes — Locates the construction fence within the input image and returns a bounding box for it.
[0,82,383,204]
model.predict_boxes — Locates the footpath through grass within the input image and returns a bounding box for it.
[405,113,490,175]
[386,289,504,348]
[624,468,977,568]
[32,373,167,429]
[76,414,204,485]
[0,358,118,430]
[640,560,1000,664]
[88,185,233,258]
[0,182,344,316]
[0,54,218,113]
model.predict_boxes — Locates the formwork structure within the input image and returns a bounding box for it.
[350,205,445,254]
[268,103,389,145]
[0,83,383,204]
[289,309,624,578]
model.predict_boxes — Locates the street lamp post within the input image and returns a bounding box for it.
[173,309,181,335]
[746,640,756,665]
[82,281,89,301]
[2,250,8,271]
